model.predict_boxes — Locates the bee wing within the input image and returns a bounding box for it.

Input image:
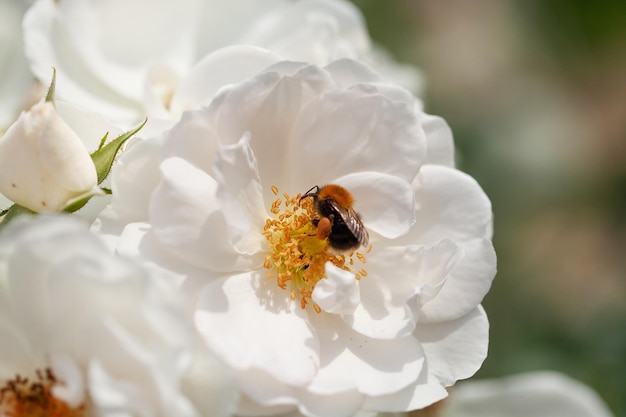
[331,202,369,248]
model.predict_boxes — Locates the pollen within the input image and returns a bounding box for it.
[0,368,86,417]
[263,186,368,311]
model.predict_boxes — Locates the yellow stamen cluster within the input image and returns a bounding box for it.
[263,186,369,312]
[0,368,85,417]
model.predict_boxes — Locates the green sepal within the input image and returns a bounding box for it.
[62,186,106,213]
[0,204,35,233]
[45,68,57,103]
[90,119,146,185]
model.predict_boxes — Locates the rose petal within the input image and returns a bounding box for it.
[333,172,415,239]
[204,70,320,202]
[23,0,144,123]
[421,113,455,167]
[448,371,615,417]
[100,134,167,227]
[347,239,462,339]
[213,132,268,255]
[242,0,370,65]
[236,389,298,416]
[115,222,223,309]
[324,59,382,88]
[306,313,424,397]
[171,45,282,116]
[362,369,448,412]
[0,321,39,379]
[416,306,489,386]
[55,100,124,152]
[150,157,262,272]
[143,63,181,120]
[50,353,85,408]
[297,388,365,417]
[180,350,238,417]
[161,108,220,175]
[419,238,496,323]
[291,86,425,189]
[408,165,493,245]
[312,262,360,315]
[195,272,319,387]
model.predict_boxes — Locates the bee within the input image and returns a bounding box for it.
[300,184,369,252]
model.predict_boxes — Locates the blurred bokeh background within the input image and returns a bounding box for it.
[348,0,626,415]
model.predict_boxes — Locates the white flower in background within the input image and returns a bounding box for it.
[23,0,420,125]
[0,215,237,417]
[444,371,615,417]
[95,59,496,417]
[0,0,35,133]
[0,101,98,213]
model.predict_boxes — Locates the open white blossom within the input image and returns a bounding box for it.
[95,59,495,417]
[0,215,236,417]
[22,0,420,125]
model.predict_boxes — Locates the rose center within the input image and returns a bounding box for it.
[263,186,369,312]
[0,368,85,417]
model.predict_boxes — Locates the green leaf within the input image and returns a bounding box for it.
[0,204,35,233]
[45,67,57,103]
[91,119,146,185]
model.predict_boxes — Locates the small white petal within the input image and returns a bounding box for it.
[312,262,360,315]
[334,172,415,239]
[416,306,489,386]
[421,113,455,167]
[419,238,496,323]
[50,352,85,408]
[88,359,138,415]
[408,165,493,245]
[213,132,268,255]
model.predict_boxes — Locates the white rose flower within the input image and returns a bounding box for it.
[23,0,420,124]
[96,59,495,417]
[0,215,237,417]
[0,101,98,213]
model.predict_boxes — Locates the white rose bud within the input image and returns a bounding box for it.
[0,101,97,213]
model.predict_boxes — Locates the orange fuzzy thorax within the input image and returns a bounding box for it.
[318,184,354,208]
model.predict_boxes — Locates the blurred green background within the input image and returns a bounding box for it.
[348,0,626,415]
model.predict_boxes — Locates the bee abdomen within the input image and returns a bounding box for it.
[328,222,360,251]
